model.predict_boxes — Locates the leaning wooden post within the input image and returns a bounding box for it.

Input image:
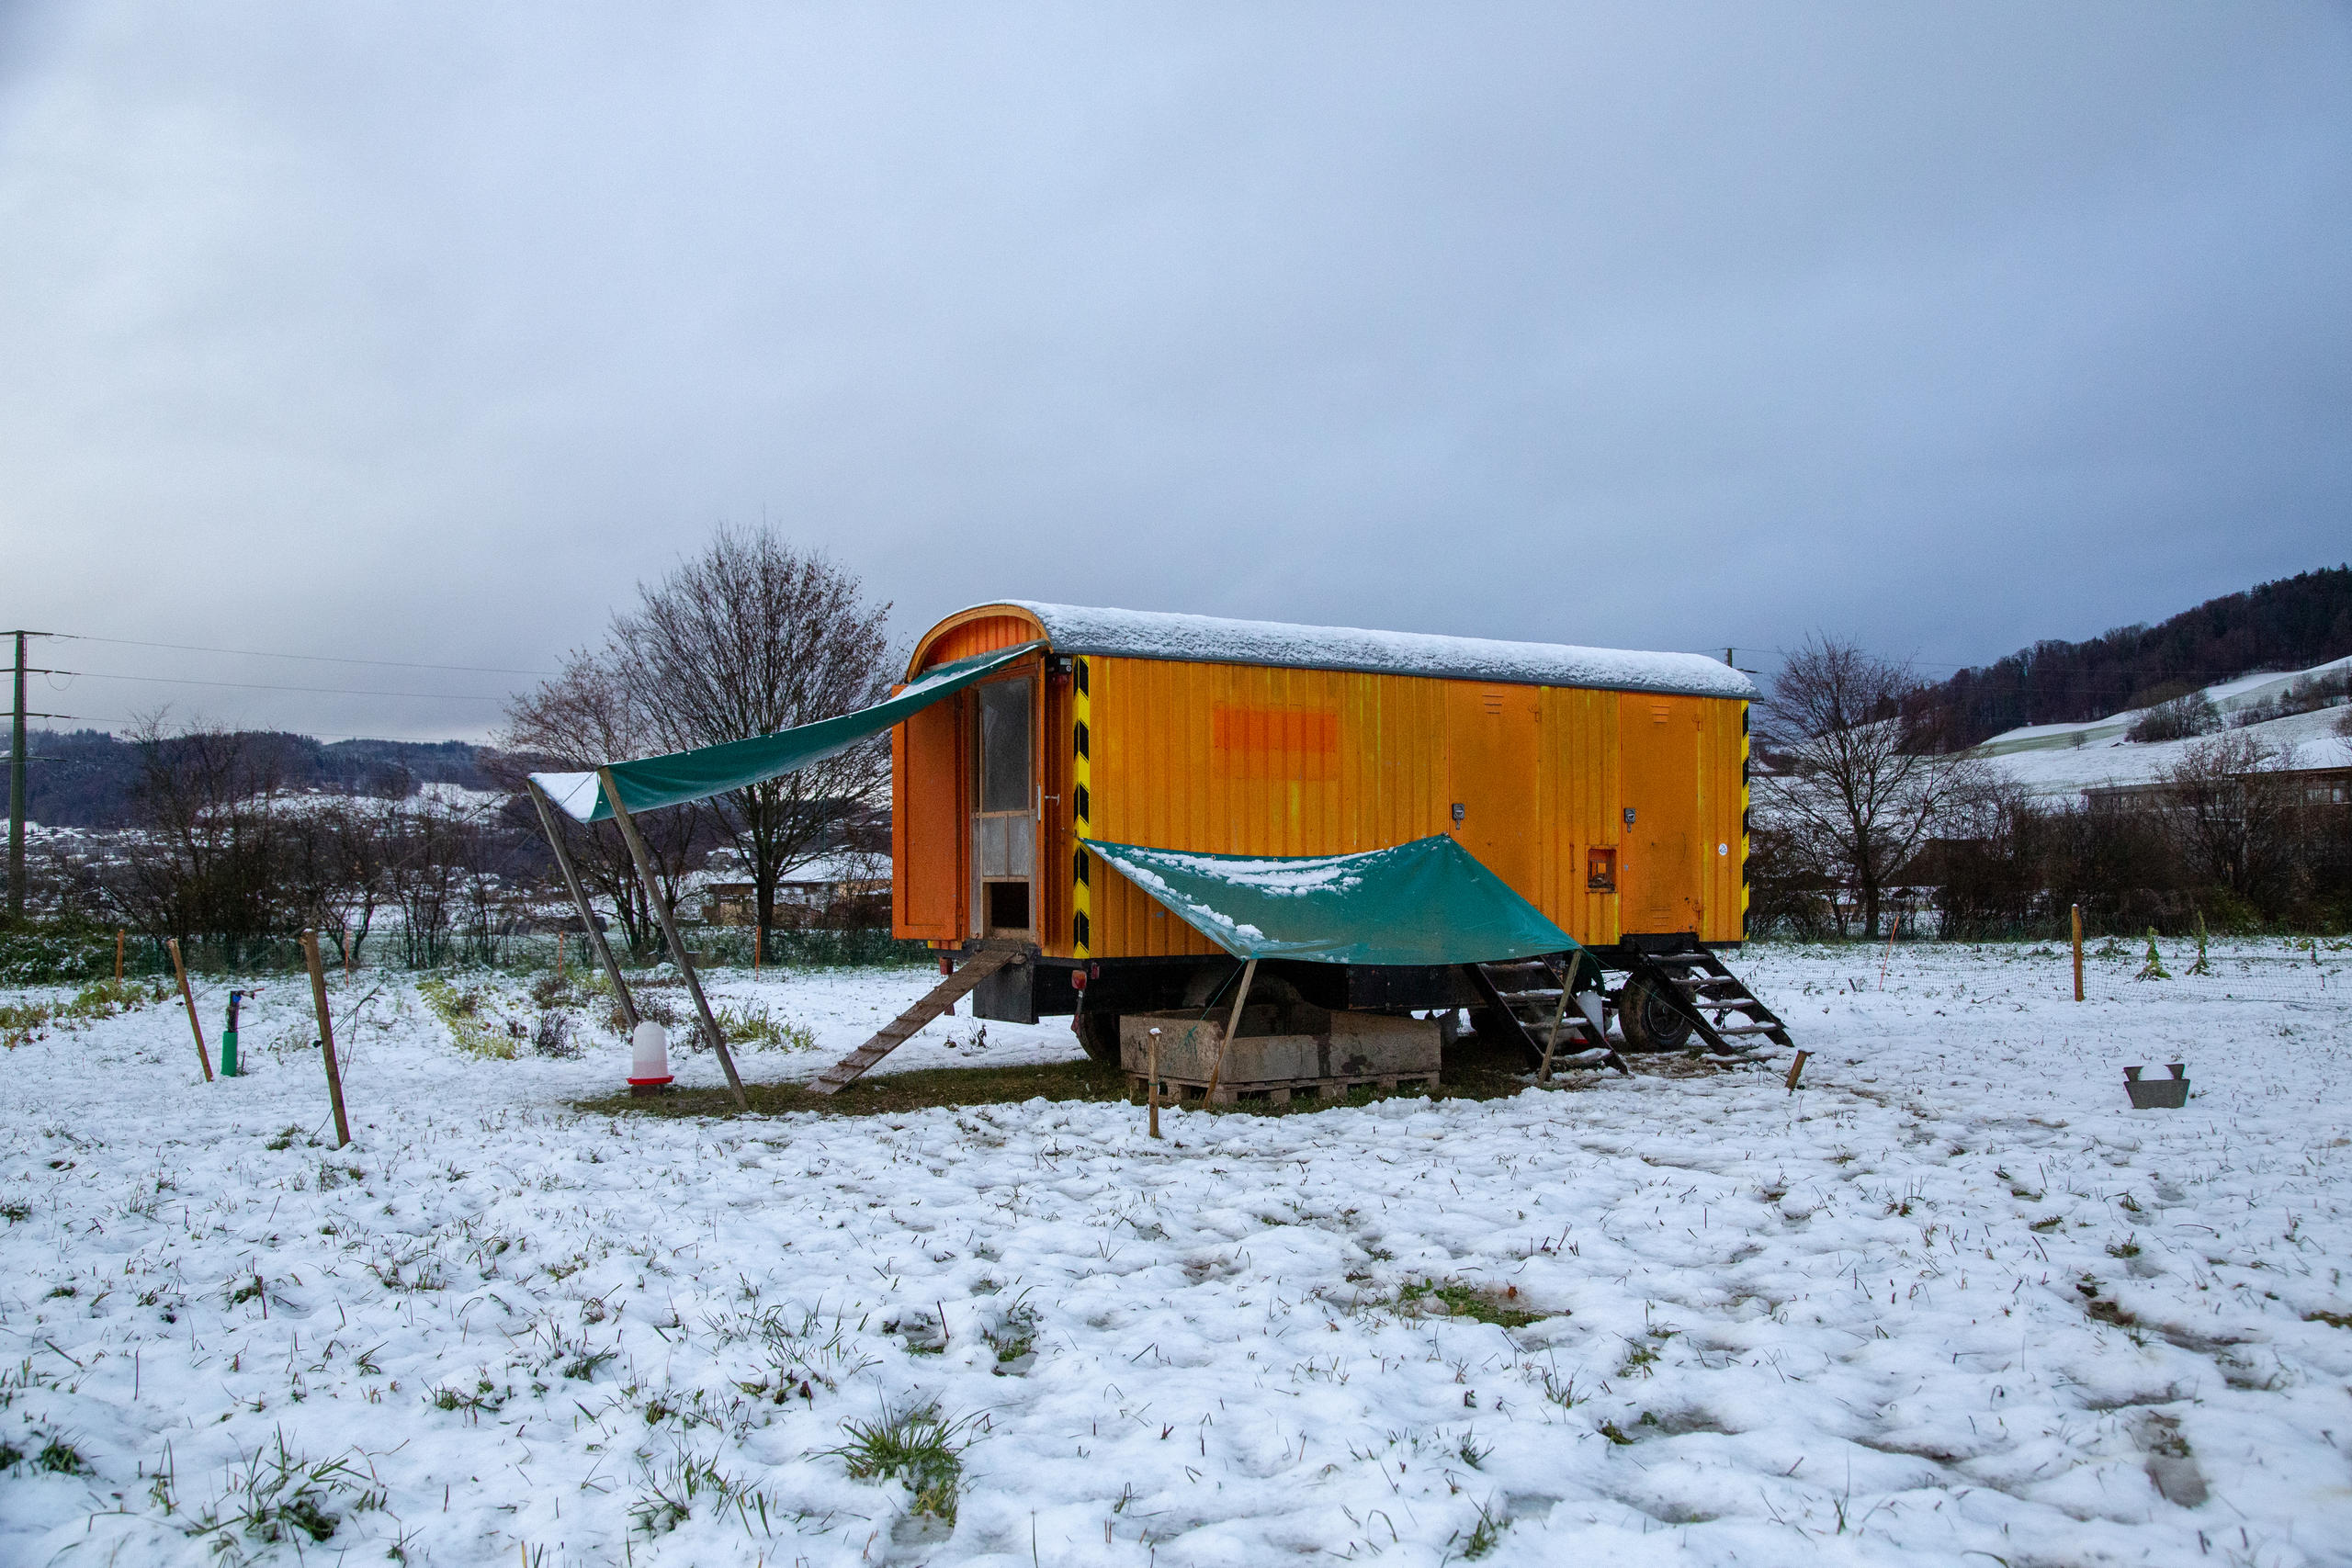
[2071,904,2084,1002]
[300,929,351,1146]
[597,768,746,1110]
[166,938,213,1083]
[1537,950,1583,1086]
[1200,955,1258,1105]
[525,779,639,1032]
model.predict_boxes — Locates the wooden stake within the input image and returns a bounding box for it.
[115,928,124,982]
[1784,1048,1810,1093]
[1201,956,1257,1104]
[167,937,213,1083]
[526,779,639,1032]
[598,768,746,1110]
[342,929,352,979]
[2071,904,2084,1002]
[301,929,352,1147]
[1876,911,1901,990]
[753,919,762,977]
[1537,950,1583,1086]
[1147,1027,1161,1139]
[555,926,566,987]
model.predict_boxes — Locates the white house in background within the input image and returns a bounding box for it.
[694,852,892,925]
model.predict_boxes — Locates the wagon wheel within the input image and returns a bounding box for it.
[1616,976,1693,1052]
[1073,1010,1123,1065]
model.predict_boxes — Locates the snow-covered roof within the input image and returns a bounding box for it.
[974,602,1755,699]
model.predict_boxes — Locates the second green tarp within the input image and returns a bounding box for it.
[1081,834,1584,967]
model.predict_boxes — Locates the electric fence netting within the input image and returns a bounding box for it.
[2073,937,2352,1007]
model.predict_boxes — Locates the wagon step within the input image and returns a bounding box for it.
[809,949,1021,1095]
[1464,958,1625,1076]
[1616,945,1793,1055]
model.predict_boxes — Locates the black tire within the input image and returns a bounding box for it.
[1617,976,1693,1052]
[1074,1010,1123,1065]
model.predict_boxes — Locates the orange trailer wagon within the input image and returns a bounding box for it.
[891,603,1764,1055]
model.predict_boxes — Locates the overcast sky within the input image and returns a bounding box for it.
[3,3,2347,743]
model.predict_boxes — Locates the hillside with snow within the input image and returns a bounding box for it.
[1974,655,2352,801]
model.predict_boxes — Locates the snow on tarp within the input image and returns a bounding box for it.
[531,642,1042,823]
[1083,833,1585,966]
[981,601,1755,699]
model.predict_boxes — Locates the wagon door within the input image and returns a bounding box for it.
[971,673,1036,938]
[1445,682,1541,902]
[1617,694,1702,936]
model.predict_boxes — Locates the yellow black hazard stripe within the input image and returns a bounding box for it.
[1070,657,1093,954]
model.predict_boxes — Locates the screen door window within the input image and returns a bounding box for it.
[978,678,1032,812]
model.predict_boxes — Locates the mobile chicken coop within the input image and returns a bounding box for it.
[527,601,1792,1106]
[884,604,1791,1091]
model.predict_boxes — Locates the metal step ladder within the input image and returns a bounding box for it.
[1465,957,1628,1076]
[809,949,1021,1095]
[1618,946,1793,1056]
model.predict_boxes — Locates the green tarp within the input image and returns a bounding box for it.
[1081,834,1584,967]
[531,642,1044,822]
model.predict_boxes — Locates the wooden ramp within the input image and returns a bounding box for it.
[808,950,1021,1095]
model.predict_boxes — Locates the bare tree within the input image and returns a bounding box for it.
[2159,732,2306,912]
[610,528,893,942]
[1757,636,1984,938]
[496,649,703,959]
[101,715,296,946]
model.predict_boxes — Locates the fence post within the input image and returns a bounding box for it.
[166,939,213,1083]
[301,929,352,1147]
[2072,904,2084,1002]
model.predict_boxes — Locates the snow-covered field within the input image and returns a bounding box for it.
[6,942,2351,1567]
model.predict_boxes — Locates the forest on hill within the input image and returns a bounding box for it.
[1917,566,2352,749]
[20,729,493,829]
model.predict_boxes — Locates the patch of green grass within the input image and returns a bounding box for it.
[0,1200,27,1224]
[829,1401,972,1523]
[36,1434,89,1474]
[717,1002,817,1052]
[417,978,518,1059]
[573,1029,1613,1122]
[1396,1279,1548,1329]
[0,998,52,1049]
[1461,1497,1506,1559]
[2304,1310,2352,1329]
[189,1428,382,1546]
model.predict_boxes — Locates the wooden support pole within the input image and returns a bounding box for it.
[342,929,352,979]
[115,929,124,982]
[526,779,639,1032]
[1537,950,1584,1086]
[598,768,746,1110]
[1201,956,1257,1104]
[166,937,212,1083]
[753,919,763,977]
[2071,904,2084,1002]
[1147,1026,1161,1139]
[300,929,352,1146]
[1784,1048,1810,1094]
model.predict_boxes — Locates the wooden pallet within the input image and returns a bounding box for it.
[1126,1070,1440,1106]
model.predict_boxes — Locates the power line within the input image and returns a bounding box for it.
[43,670,513,702]
[58,632,553,678]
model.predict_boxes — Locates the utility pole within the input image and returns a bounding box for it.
[6,631,61,921]
[9,632,26,919]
